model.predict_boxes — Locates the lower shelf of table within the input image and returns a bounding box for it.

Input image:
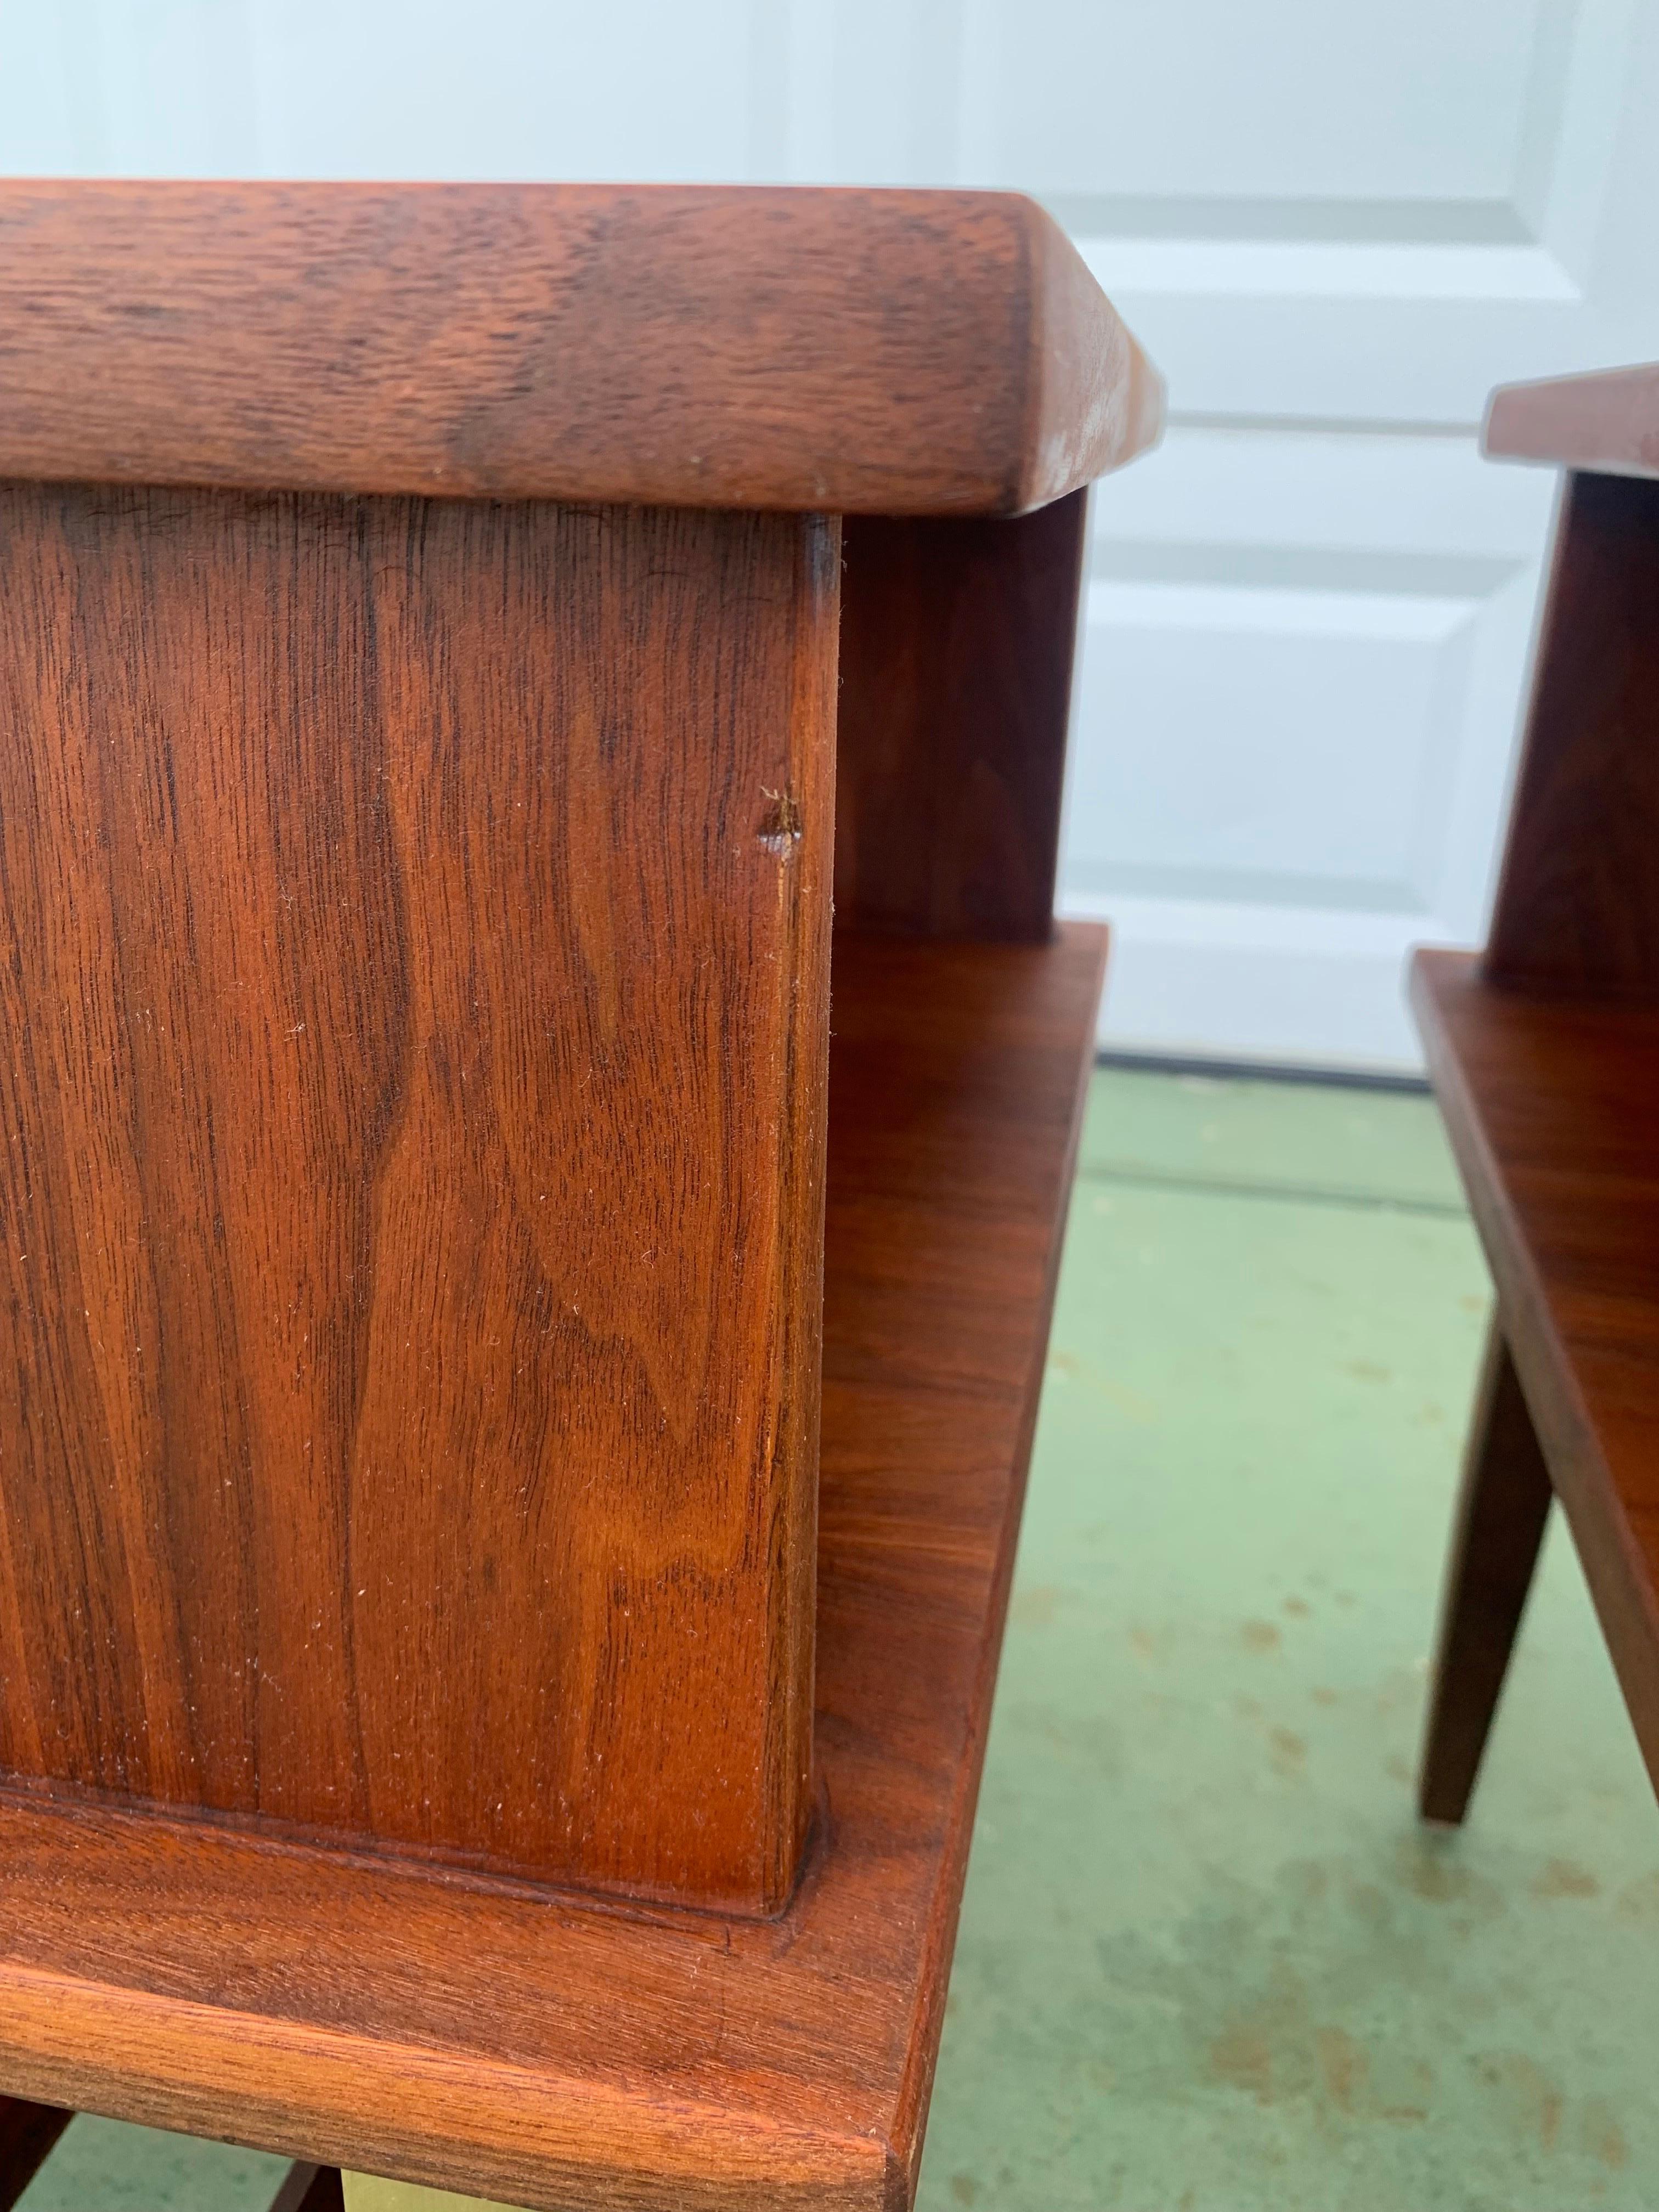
[1412,948,1659,1788]
[0,923,1107,2212]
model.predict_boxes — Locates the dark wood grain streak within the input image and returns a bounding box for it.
[1418,1323,1554,1825]
[0,927,1107,2212]
[0,182,1161,518]
[837,493,1090,941]
[1485,471,1659,997]
[0,481,837,1916]
[0,2095,70,2209]
[1412,952,1659,1803]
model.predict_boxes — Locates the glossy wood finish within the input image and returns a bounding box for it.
[0,2095,70,2208]
[0,182,1161,518]
[0,178,1153,2200]
[1419,1324,1554,1824]
[837,491,1090,941]
[1484,471,1659,997]
[0,927,1105,2212]
[1412,953,1659,1799]
[1415,404,1659,1825]
[1485,361,1659,480]
[0,482,836,1916]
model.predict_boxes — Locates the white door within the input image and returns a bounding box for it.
[795,0,1659,1068]
[6,0,1658,1069]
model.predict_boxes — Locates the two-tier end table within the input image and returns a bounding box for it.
[1414,363,1659,1837]
[0,182,1160,2212]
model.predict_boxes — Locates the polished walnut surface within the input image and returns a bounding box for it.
[1417,368,1659,1835]
[0,928,1105,2212]
[0,180,1161,517]
[0,483,835,1919]
[0,176,1146,2205]
[1413,954,1659,1794]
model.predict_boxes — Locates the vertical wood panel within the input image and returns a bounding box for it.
[0,484,837,1914]
[1486,470,1659,998]
[835,490,1088,942]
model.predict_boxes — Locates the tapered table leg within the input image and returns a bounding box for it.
[1419,1322,1554,1824]
[0,2096,70,2212]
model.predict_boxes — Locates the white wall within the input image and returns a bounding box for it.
[5,1,1659,1067]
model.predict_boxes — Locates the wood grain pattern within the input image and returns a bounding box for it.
[0,2094,70,2209]
[0,927,1107,2212]
[1418,1322,1554,1825]
[1412,952,1659,1803]
[837,492,1089,941]
[1485,362,1659,479]
[0,182,1161,518]
[0,482,836,1915]
[1485,470,1659,997]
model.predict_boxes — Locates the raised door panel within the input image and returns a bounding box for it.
[956,0,1536,206]
[1063,427,1555,1065]
[763,0,1659,1064]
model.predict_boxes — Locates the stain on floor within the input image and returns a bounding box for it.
[915,1067,1658,2212]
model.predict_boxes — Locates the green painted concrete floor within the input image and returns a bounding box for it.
[22,1069,1657,2211]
